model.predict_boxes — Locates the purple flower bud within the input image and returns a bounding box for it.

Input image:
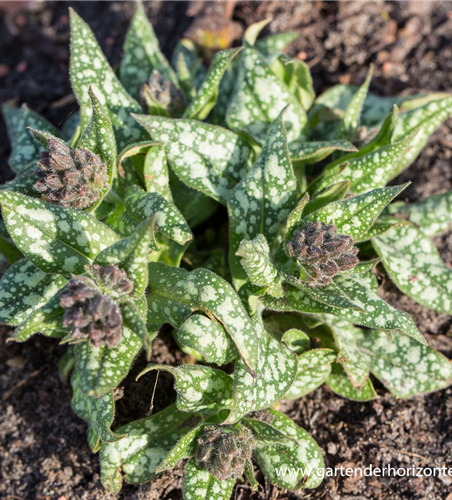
[34,138,108,210]
[287,221,359,286]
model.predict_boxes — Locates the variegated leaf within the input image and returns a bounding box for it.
[255,31,299,61]
[373,224,452,314]
[281,328,310,355]
[0,191,119,274]
[183,458,235,500]
[0,259,66,326]
[147,263,259,374]
[69,8,143,147]
[284,348,337,400]
[357,329,452,398]
[100,404,192,492]
[228,112,297,287]
[226,44,307,144]
[138,364,233,413]
[120,1,178,99]
[252,409,324,489]
[133,114,255,204]
[326,363,377,401]
[289,140,357,163]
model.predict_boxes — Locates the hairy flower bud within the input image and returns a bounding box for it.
[60,267,127,348]
[141,70,186,117]
[35,138,108,210]
[287,221,359,286]
[195,425,255,481]
[91,264,134,298]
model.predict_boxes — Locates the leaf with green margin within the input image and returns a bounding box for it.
[243,417,298,446]
[315,131,419,195]
[184,48,242,120]
[373,224,452,314]
[357,329,452,398]
[147,262,260,375]
[391,95,452,176]
[94,217,156,297]
[334,66,373,141]
[120,1,178,99]
[255,31,299,61]
[263,275,426,345]
[228,111,297,287]
[122,187,192,244]
[69,8,143,147]
[147,292,193,327]
[77,87,116,209]
[237,234,283,297]
[360,270,379,294]
[284,348,336,400]
[281,328,310,355]
[284,193,310,247]
[143,144,172,199]
[172,39,206,97]
[226,44,307,144]
[340,258,381,276]
[326,363,377,401]
[357,215,409,241]
[289,140,357,162]
[305,184,408,241]
[138,364,233,413]
[71,370,124,452]
[10,292,68,342]
[183,458,235,500]
[100,404,192,492]
[74,321,143,397]
[121,300,149,344]
[384,190,452,236]
[2,102,60,173]
[224,314,298,424]
[156,423,207,473]
[327,317,370,389]
[132,114,255,204]
[303,181,350,217]
[0,259,67,326]
[252,409,324,489]
[0,191,119,274]
[175,314,237,365]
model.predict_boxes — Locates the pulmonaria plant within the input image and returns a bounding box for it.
[2,2,452,499]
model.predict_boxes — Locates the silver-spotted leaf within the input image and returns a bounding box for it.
[289,140,357,163]
[326,363,377,401]
[281,328,310,355]
[183,458,235,500]
[0,191,119,274]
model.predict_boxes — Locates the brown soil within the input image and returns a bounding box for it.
[1,2,452,500]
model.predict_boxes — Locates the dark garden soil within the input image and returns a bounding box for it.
[1,2,452,499]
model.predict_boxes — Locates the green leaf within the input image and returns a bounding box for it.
[263,275,426,345]
[94,217,156,297]
[100,404,191,492]
[316,131,419,195]
[326,363,377,401]
[74,322,142,397]
[373,224,452,315]
[77,87,116,208]
[123,188,192,245]
[252,409,324,489]
[184,48,242,120]
[303,181,350,217]
[284,348,337,399]
[226,44,307,144]
[281,328,310,355]
[69,8,143,148]
[357,215,409,241]
[0,259,67,326]
[138,364,233,413]
[2,102,60,173]
[228,112,297,287]
[391,95,452,175]
[183,458,235,500]
[237,234,283,297]
[384,190,452,236]
[283,193,310,248]
[132,114,255,204]
[120,1,178,99]
[121,300,148,343]
[285,59,316,111]
[334,66,373,141]
[328,318,370,389]
[289,140,357,163]
[143,144,172,199]
[175,314,237,365]
[305,184,409,241]
[147,263,260,375]
[0,191,119,274]
[71,369,124,452]
[244,18,272,46]
[255,31,299,61]
[224,314,298,424]
[357,329,452,398]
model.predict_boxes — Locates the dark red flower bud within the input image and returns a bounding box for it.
[91,264,134,298]
[287,221,359,286]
